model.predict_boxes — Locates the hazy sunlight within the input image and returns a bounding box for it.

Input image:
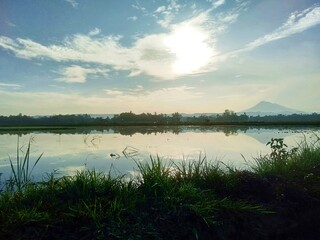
[164,26,212,74]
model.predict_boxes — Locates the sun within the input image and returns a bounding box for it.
[164,26,212,75]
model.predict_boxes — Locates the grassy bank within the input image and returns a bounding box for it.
[1,138,320,239]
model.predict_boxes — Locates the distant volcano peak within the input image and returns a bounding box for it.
[240,101,304,116]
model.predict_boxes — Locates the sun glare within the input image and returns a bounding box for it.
[164,26,212,75]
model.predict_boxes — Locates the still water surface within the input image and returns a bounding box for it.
[0,126,319,183]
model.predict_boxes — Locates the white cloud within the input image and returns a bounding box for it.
[65,0,78,8]
[0,14,217,80]
[153,0,182,28]
[2,2,316,84]
[104,90,124,96]
[0,2,245,81]
[157,16,173,29]
[128,70,143,77]
[131,3,147,14]
[0,36,19,52]
[0,34,133,68]
[88,28,101,36]
[246,5,320,50]
[5,21,16,27]
[212,0,225,9]
[155,6,166,14]
[0,82,22,88]
[56,65,109,83]
[104,85,145,97]
[127,16,138,21]
[144,86,198,100]
[104,85,202,102]
[133,85,144,92]
[49,84,66,90]
[0,82,22,92]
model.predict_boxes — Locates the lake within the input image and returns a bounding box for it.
[0,126,319,184]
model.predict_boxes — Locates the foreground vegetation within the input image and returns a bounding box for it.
[1,138,320,239]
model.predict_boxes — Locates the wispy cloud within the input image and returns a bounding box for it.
[104,89,124,96]
[0,82,22,88]
[103,85,203,107]
[0,34,133,70]
[0,2,246,80]
[0,82,22,91]
[0,82,22,93]
[65,0,78,8]
[153,0,182,28]
[246,5,320,50]
[104,85,145,96]
[131,3,147,12]
[49,84,66,90]
[88,28,101,36]
[56,65,109,83]
[212,0,226,9]
[0,12,220,80]
[5,21,16,27]
[127,16,138,21]
[0,85,203,114]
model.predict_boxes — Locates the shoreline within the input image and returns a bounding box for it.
[1,122,320,132]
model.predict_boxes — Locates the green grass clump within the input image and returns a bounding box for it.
[252,137,320,180]
[1,137,320,239]
[7,137,43,191]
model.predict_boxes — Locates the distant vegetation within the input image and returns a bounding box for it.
[1,137,320,239]
[1,110,320,127]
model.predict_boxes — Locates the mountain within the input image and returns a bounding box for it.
[90,114,115,119]
[240,101,305,116]
[180,113,217,117]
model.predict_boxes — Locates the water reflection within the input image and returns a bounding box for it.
[0,126,319,184]
[1,125,316,137]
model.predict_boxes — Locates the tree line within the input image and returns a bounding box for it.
[0,110,320,127]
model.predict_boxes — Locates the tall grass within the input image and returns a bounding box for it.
[1,136,320,239]
[8,137,43,191]
[252,136,320,179]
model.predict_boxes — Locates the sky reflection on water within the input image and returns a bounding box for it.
[0,126,319,183]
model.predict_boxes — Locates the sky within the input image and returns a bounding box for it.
[0,0,319,115]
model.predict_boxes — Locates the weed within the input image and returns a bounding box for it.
[253,136,320,179]
[8,137,43,191]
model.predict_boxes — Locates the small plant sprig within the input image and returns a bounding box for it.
[8,137,43,191]
[267,138,288,161]
[266,138,298,162]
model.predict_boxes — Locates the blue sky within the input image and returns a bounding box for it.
[0,0,319,115]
